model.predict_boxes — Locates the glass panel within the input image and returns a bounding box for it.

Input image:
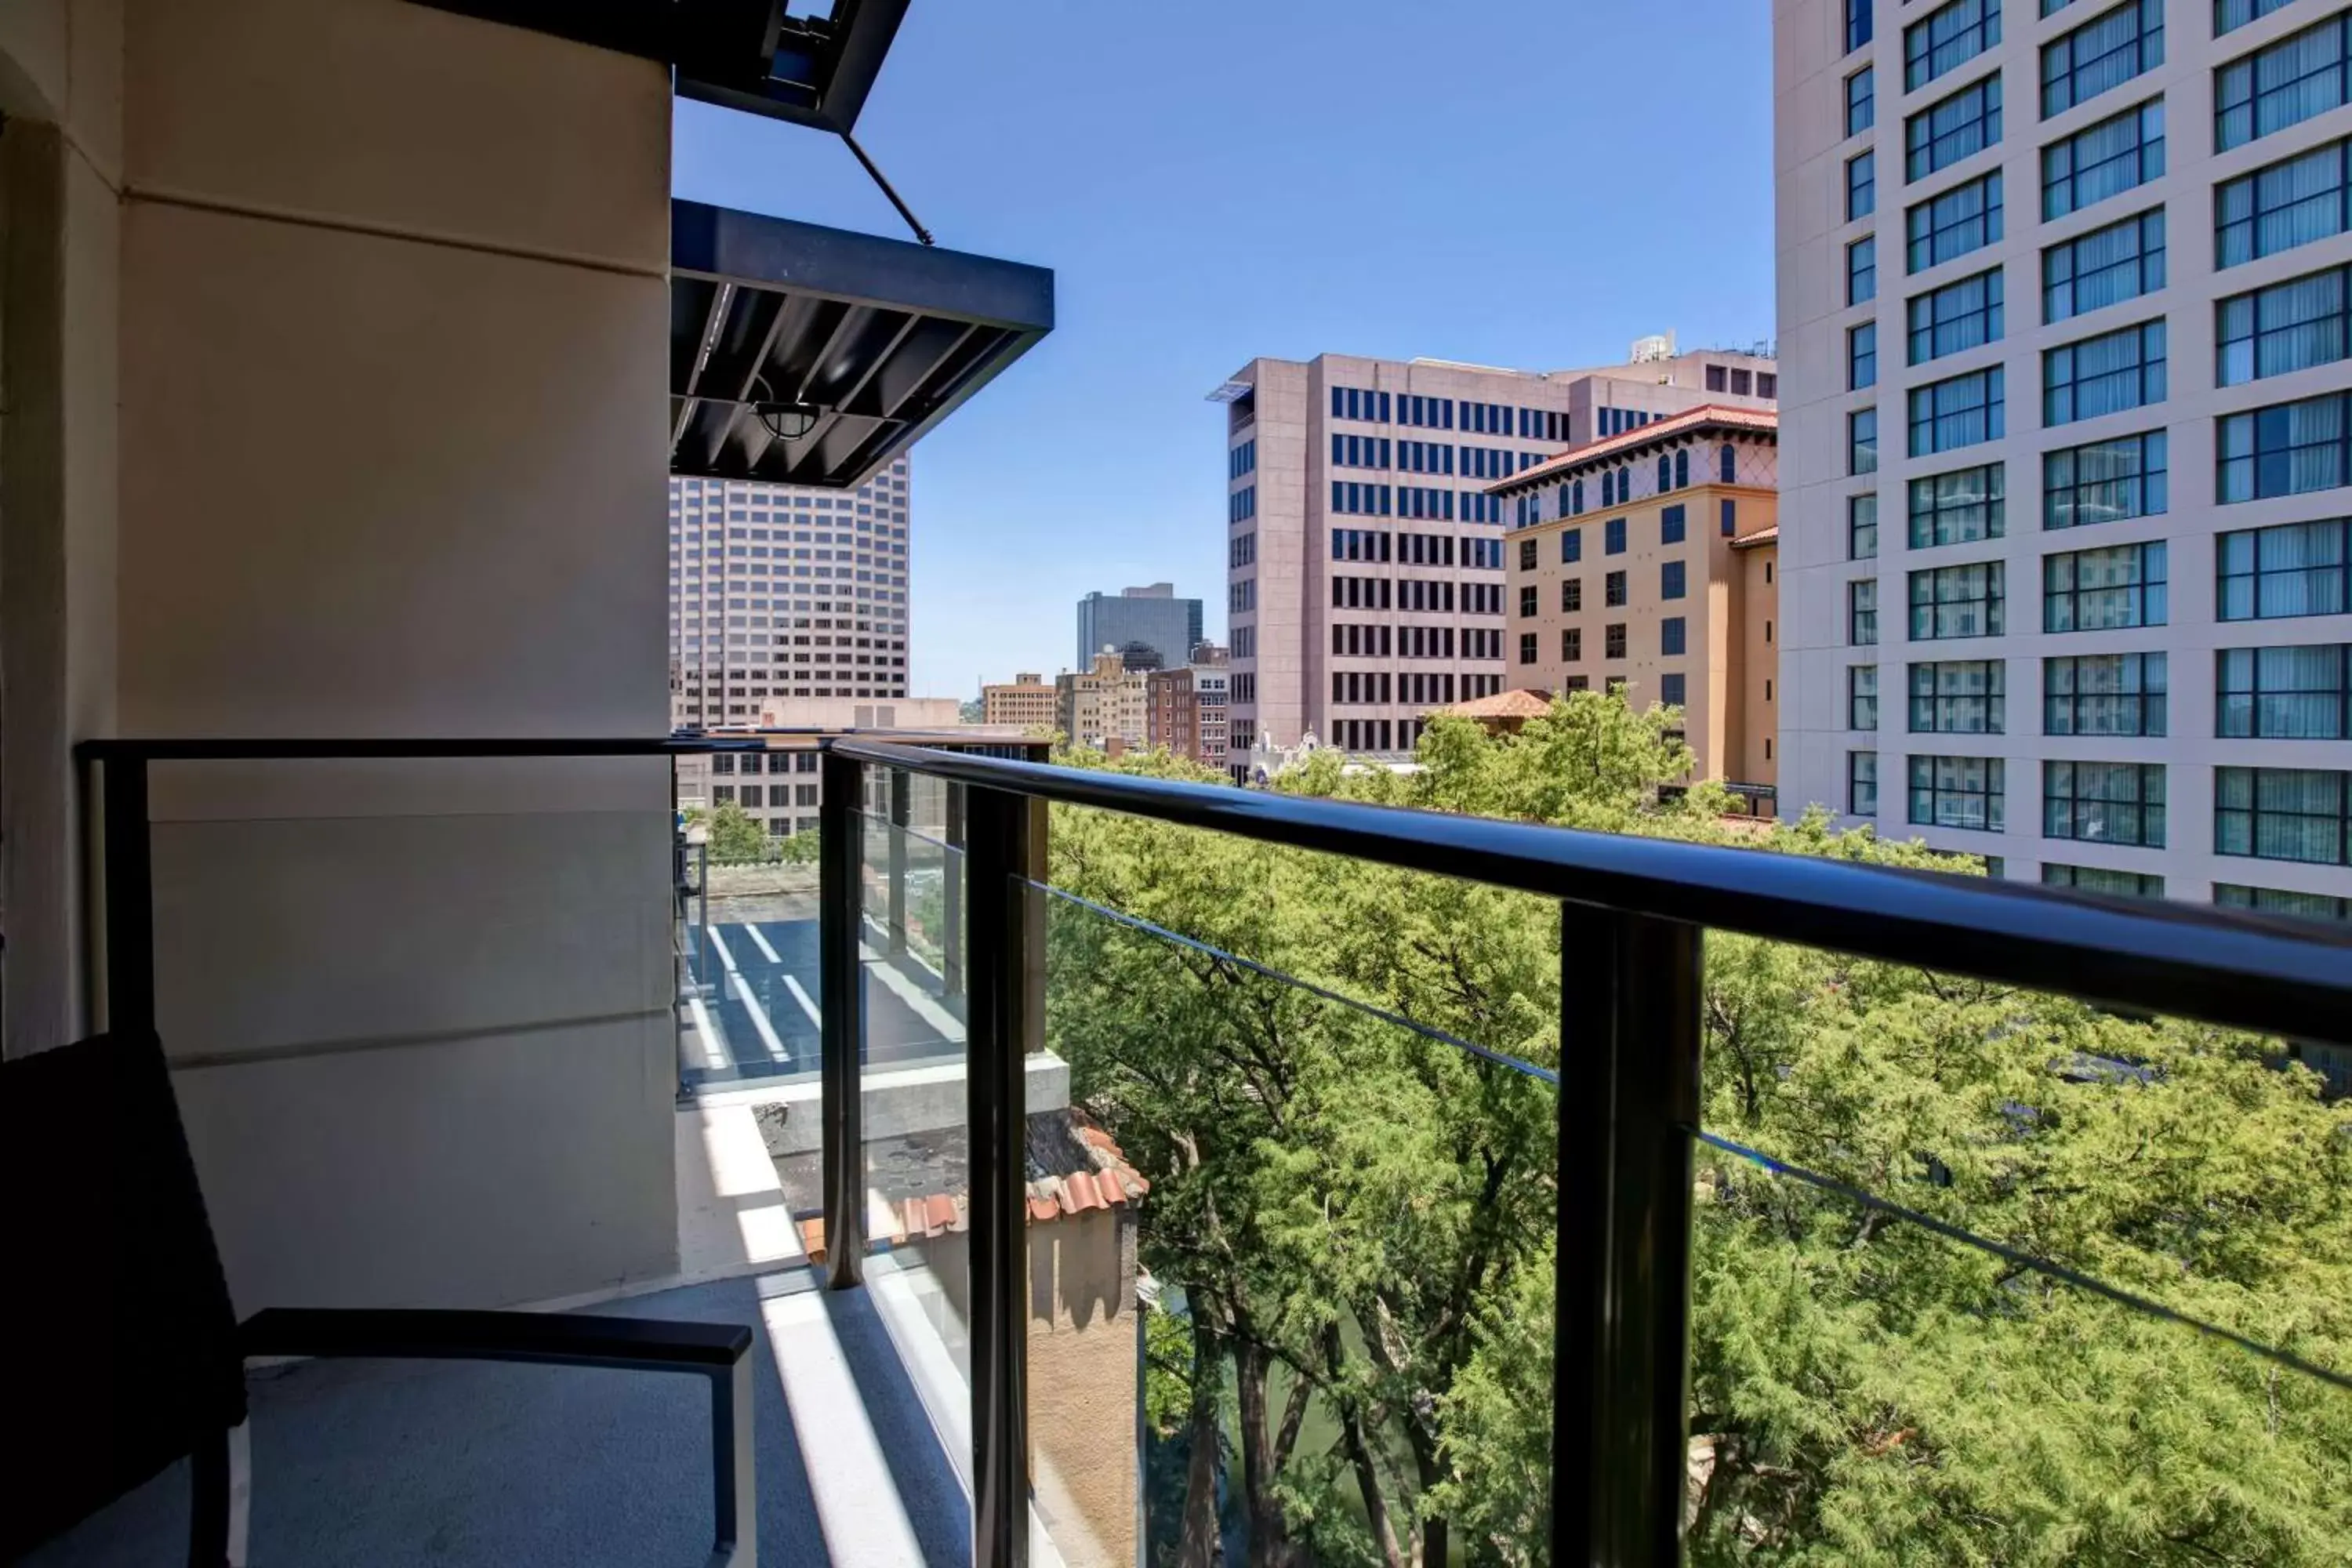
[1028,829,1559,1568]
[677,757,825,1091]
[1693,939,2352,1562]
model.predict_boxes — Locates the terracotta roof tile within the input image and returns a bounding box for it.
[1487,404,1778,494]
[1444,688,1555,720]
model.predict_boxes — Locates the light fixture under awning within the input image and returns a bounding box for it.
[669,200,1054,488]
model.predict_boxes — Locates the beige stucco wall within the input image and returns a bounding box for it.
[1,0,683,1310]
[1027,1209,1141,1568]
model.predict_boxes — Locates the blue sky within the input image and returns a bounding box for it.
[674,0,1777,697]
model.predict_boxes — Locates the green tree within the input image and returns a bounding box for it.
[1041,696,2352,1566]
[685,798,770,862]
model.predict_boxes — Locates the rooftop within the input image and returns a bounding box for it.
[1487,404,1779,495]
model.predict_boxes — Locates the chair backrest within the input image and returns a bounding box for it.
[1,1030,247,1559]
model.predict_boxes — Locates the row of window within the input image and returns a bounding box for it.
[708,751,823,775]
[1329,437,1549,475]
[1848,754,2352,870]
[1329,387,1572,438]
[1525,615,1691,663]
[1849,644,2352,739]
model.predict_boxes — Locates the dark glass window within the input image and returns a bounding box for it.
[2044,760,2165,846]
[2044,431,2168,528]
[2045,652,2167,735]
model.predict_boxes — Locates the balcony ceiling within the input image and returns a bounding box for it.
[668,200,1054,488]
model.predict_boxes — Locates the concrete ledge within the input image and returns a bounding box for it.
[695,1052,1070,1156]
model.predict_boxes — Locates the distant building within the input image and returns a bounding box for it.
[1489,405,1779,805]
[982,673,1057,730]
[1076,583,1203,671]
[1218,341,1777,761]
[1058,650,1149,750]
[673,696,1026,840]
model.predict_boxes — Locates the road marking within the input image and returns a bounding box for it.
[783,974,822,1028]
[687,994,734,1072]
[726,967,789,1062]
[742,923,782,965]
[708,927,739,975]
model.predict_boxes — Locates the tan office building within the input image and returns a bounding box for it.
[1058,652,1149,750]
[1492,407,1782,795]
[982,673,1057,729]
[1218,341,1777,760]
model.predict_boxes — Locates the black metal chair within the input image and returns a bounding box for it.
[1,1031,757,1566]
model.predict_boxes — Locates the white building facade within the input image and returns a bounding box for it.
[1776,0,2352,916]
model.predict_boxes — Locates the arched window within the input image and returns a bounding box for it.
[1675,448,1690,488]
[1657,455,1672,492]
[1719,444,1736,484]
[1572,478,1585,514]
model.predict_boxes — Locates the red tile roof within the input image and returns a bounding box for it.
[1486,404,1777,495]
[797,1105,1148,1263]
[1730,524,1780,550]
[1443,688,1555,721]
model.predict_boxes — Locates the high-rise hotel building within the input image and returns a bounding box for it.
[1218,347,1777,760]
[668,459,912,728]
[1776,0,2352,915]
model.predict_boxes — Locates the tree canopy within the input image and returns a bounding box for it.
[1040,698,2352,1567]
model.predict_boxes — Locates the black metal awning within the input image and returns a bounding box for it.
[414,0,910,133]
[668,200,1054,488]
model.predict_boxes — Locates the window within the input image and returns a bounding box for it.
[2042,99,2165,220]
[1564,626,1583,661]
[1849,65,1878,135]
[2218,391,2352,502]
[2039,434,2174,543]
[1847,0,1874,53]
[1519,584,1539,617]
[2042,318,2166,425]
[1849,235,1880,304]
[1848,150,1878,221]
[1910,560,2005,637]
[1907,171,2004,273]
[2216,136,2352,269]
[2046,651,2168,735]
[1909,754,2006,829]
[1606,517,1628,554]
[1908,463,2005,546]
[2216,767,2351,865]
[1605,570,1629,607]
[1907,74,2004,182]
[1564,578,1583,612]
[2218,517,2350,618]
[1661,617,1688,655]
[1519,632,1538,666]
[1905,0,2002,91]
[1908,366,2005,455]
[2215,12,2351,153]
[1661,673,1687,706]
[2041,0,2165,119]
[2044,863,2166,897]
[1851,407,1881,474]
[1850,321,1880,389]
[1907,268,2005,364]
[1661,561,1687,601]
[1563,527,1582,563]
[2213,881,2352,920]
[2043,208,2166,322]
[1850,492,1881,558]
[1851,579,1882,644]
[1850,750,1881,814]
[1850,664,1881,729]
[2217,263,2351,386]
[2218,644,2352,738]
[2045,541,2169,630]
[1722,499,1739,536]
[1519,537,1539,571]
[2045,760,2165,845]
[2217,0,2297,34]
[1662,504,1687,544]
[1911,659,2006,732]
[1606,623,1628,659]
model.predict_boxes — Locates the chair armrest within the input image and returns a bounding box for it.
[239,1307,751,1374]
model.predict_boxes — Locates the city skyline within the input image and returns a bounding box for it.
[670,0,1777,699]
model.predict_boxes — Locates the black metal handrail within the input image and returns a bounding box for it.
[830,739,2352,1046]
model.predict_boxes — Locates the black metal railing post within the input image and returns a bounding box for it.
[99,756,158,1039]
[888,766,911,956]
[943,783,966,998]
[1552,905,1704,1566]
[818,744,867,1289]
[964,782,1040,1568]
